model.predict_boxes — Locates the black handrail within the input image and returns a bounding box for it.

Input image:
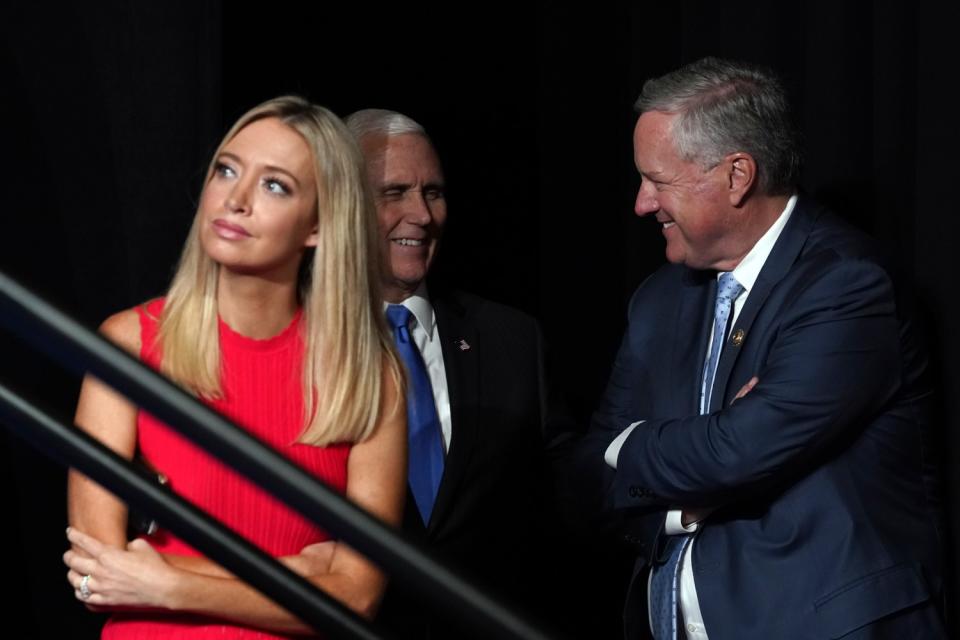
[0,381,382,639]
[0,270,551,640]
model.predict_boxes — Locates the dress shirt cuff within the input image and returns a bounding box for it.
[604,421,644,470]
[664,510,700,535]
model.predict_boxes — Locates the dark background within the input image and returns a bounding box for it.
[1,1,956,636]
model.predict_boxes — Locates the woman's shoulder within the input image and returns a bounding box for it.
[99,298,164,357]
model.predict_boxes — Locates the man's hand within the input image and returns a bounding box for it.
[680,508,713,528]
[733,376,759,403]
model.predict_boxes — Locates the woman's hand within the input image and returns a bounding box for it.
[64,527,179,610]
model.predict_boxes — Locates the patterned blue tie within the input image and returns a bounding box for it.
[649,272,743,639]
[649,534,691,640]
[701,273,745,414]
[386,304,445,525]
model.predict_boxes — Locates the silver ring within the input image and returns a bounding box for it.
[80,574,92,600]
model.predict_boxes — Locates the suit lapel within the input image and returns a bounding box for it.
[428,296,480,535]
[708,198,820,412]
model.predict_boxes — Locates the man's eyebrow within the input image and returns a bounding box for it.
[380,181,413,191]
[378,180,446,194]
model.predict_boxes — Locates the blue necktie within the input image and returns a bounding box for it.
[386,304,445,525]
[649,272,743,639]
[701,273,745,414]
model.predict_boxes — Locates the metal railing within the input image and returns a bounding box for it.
[0,270,551,640]
[0,381,380,639]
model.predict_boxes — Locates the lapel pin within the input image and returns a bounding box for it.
[730,328,745,347]
[456,339,471,352]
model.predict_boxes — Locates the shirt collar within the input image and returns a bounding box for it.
[728,194,798,292]
[383,283,437,341]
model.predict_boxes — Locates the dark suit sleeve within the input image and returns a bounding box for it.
[587,278,660,449]
[570,322,652,515]
[612,256,901,509]
[562,283,666,556]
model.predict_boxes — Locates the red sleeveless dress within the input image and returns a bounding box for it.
[102,298,350,639]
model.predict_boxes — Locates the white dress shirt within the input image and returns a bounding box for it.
[386,284,453,452]
[606,194,798,639]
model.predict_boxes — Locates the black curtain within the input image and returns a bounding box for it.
[1,2,956,636]
[0,1,221,634]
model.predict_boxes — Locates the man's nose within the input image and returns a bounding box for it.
[634,184,659,217]
[404,191,433,224]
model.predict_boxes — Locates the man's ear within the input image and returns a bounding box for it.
[725,152,757,206]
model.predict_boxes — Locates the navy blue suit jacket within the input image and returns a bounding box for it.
[588,198,944,639]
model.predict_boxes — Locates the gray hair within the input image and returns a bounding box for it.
[345,108,428,143]
[635,57,800,195]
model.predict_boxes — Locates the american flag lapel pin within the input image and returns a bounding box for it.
[456,338,471,351]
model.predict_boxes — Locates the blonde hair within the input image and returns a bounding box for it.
[158,95,402,445]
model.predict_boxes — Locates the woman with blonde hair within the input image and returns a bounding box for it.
[63,95,406,638]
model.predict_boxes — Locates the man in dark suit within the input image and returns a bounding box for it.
[580,58,946,639]
[346,109,556,638]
